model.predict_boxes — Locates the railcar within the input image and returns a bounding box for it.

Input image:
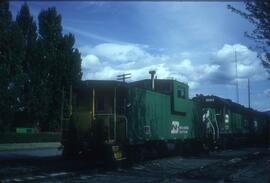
[61,75,208,161]
[192,95,269,148]
[61,74,269,162]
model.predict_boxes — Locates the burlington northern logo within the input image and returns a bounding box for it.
[171,121,189,134]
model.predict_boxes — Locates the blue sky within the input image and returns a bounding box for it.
[10,2,270,111]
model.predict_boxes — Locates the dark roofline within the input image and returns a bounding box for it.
[74,80,127,89]
[129,79,187,86]
[193,94,267,114]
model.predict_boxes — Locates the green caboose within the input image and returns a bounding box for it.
[127,79,205,146]
[61,77,206,160]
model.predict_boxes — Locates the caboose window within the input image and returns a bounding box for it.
[177,87,185,98]
[96,97,105,112]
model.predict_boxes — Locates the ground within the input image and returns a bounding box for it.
[0,146,269,183]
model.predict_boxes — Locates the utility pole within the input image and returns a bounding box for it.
[117,73,131,83]
[235,50,239,103]
[248,78,251,108]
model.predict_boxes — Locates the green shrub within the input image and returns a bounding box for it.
[0,132,61,144]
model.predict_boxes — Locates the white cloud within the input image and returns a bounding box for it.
[80,43,268,89]
[80,43,158,67]
[65,26,120,43]
[264,89,270,97]
[81,54,100,69]
[211,44,267,84]
[92,43,151,63]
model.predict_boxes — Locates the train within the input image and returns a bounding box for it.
[61,71,269,162]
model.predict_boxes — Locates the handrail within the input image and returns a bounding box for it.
[114,87,117,142]
[92,89,95,120]
[214,114,220,140]
[206,109,216,141]
[208,118,216,141]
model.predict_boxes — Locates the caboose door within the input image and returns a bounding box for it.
[116,118,127,143]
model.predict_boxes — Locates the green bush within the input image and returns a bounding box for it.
[0,132,61,144]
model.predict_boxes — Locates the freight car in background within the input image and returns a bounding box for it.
[61,72,269,162]
[192,95,269,149]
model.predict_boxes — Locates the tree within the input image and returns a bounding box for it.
[38,7,63,130]
[0,1,25,131]
[16,3,37,73]
[228,1,270,77]
[16,3,39,125]
[60,33,82,87]
[38,7,82,131]
[0,2,82,132]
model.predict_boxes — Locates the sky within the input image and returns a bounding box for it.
[10,1,270,111]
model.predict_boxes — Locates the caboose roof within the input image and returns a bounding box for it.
[129,79,187,86]
[75,79,188,89]
[75,80,126,89]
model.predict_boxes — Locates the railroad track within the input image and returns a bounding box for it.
[1,147,269,183]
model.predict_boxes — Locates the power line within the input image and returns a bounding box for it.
[248,78,251,108]
[117,73,131,83]
[235,50,239,103]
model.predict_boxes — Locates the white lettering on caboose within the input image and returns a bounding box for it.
[171,121,189,134]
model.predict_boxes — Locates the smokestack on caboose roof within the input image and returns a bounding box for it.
[149,70,156,90]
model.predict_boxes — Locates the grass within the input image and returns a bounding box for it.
[0,132,61,143]
[0,142,61,151]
